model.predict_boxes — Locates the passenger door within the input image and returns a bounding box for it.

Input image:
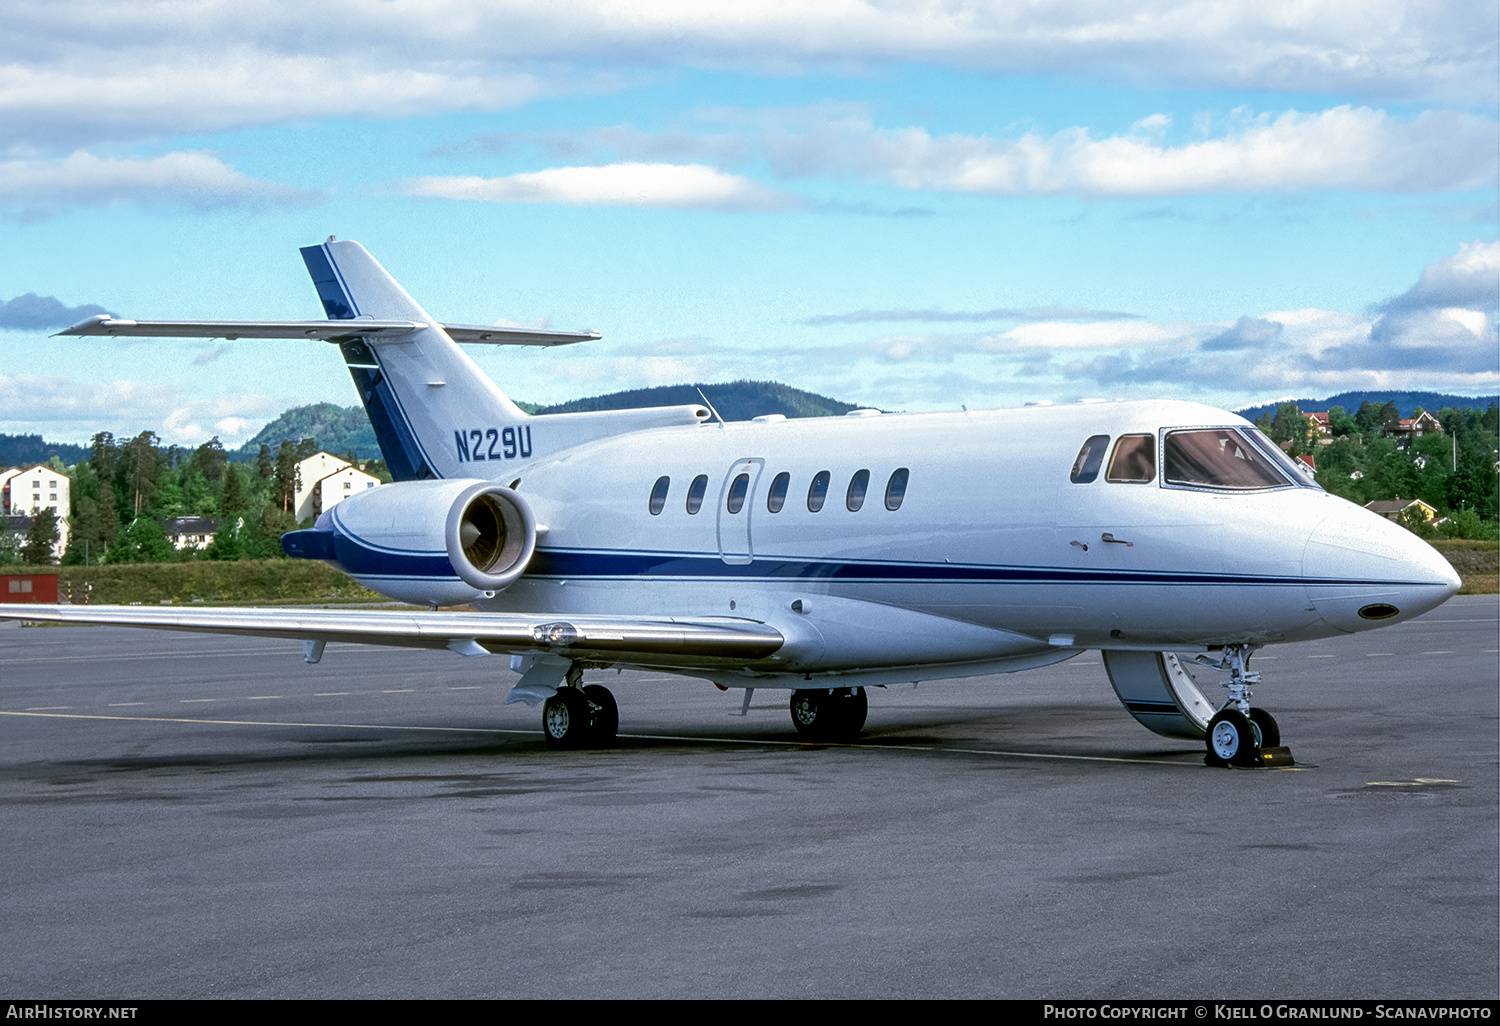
[716,458,764,565]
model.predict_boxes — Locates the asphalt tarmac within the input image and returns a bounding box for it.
[1,596,1495,999]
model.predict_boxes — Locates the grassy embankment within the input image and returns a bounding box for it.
[7,540,1492,603]
[51,560,384,605]
[1430,539,1499,595]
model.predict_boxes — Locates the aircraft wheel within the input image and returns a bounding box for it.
[583,684,619,745]
[542,688,590,749]
[789,687,867,741]
[1205,709,1260,767]
[1248,707,1280,749]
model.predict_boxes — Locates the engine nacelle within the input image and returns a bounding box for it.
[282,479,537,606]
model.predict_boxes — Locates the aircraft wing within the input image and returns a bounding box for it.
[56,316,600,346]
[1,605,783,663]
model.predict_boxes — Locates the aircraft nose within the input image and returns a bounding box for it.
[1302,501,1460,632]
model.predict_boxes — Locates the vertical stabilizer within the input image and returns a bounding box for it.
[300,240,529,482]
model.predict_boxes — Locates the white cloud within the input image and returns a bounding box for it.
[742,241,1500,406]
[0,373,272,446]
[1,2,1492,150]
[759,106,1497,197]
[0,150,314,220]
[408,163,798,210]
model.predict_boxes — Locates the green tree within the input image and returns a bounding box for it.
[205,517,244,560]
[105,517,175,563]
[1269,403,1313,455]
[21,508,60,564]
[0,530,20,567]
[191,436,228,488]
[121,431,162,517]
[1326,406,1358,437]
[88,432,118,485]
[220,464,248,515]
[275,441,298,511]
[1395,505,1434,538]
[1447,441,1500,520]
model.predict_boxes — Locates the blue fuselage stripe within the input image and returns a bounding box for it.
[314,538,1431,590]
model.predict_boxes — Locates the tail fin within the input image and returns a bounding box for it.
[301,240,529,482]
[301,239,710,482]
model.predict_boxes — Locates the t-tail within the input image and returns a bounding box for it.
[299,240,708,481]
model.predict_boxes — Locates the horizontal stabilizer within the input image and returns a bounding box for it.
[56,315,599,346]
[2,605,782,663]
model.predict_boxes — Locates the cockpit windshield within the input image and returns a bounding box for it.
[1162,429,1297,490]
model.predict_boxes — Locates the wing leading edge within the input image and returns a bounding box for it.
[56,316,600,347]
[2,605,783,664]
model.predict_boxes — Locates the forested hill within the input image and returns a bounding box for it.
[1237,391,1498,422]
[235,403,378,460]
[232,382,861,460]
[532,380,861,420]
[0,433,88,468]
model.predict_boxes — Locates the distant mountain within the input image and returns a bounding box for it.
[234,403,379,460]
[0,433,88,469]
[1236,391,1498,422]
[534,380,862,420]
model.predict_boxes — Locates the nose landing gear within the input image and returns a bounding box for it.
[1196,647,1293,768]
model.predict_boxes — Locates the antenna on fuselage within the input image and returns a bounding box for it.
[696,387,727,429]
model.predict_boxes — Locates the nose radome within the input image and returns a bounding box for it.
[1303,501,1460,631]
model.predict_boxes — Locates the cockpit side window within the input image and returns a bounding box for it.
[1071,435,1110,483]
[1163,429,1290,490]
[1106,434,1156,483]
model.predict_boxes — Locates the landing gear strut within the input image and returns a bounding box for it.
[541,665,619,749]
[1195,646,1291,767]
[789,687,867,741]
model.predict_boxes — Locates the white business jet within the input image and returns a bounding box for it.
[31,239,1459,766]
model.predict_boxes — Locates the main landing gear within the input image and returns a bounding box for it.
[789,687,867,741]
[541,665,619,750]
[1196,646,1292,768]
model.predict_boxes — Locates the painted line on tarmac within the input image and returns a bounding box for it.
[0,709,1211,767]
[0,709,526,734]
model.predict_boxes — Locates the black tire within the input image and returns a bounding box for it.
[790,689,824,736]
[583,684,619,745]
[839,687,868,737]
[789,687,867,741]
[1248,707,1280,749]
[542,688,590,749]
[1206,709,1260,767]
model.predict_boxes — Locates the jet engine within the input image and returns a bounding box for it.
[282,479,537,606]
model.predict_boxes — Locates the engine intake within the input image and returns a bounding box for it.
[445,482,536,592]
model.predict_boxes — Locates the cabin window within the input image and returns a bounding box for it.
[726,473,750,514]
[649,475,670,514]
[686,474,709,514]
[846,469,870,511]
[767,472,790,513]
[1163,430,1290,490]
[885,468,909,510]
[807,471,830,512]
[1106,435,1156,483]
[1071,435,1110,484]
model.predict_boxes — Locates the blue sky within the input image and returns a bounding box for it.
[1,1,1496,447]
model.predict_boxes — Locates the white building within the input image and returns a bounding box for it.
[292,453,380,522]
[163,516,220,550]
[0,465,70,558]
